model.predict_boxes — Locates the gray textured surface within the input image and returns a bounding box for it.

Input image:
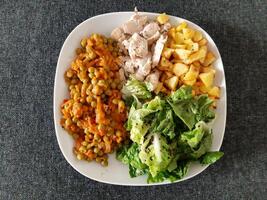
[0,0,266,199]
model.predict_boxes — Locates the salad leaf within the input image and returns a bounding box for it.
[139,133,174,177]
[178,121,212,159]
[200,151,224,164]
[147,161,189,183]
[116,143,147,177]
[170,85,193,103]
[168,86,215,130]
[168,100,196,130]
[129,96,165,144]
[150,109,176,139]
[122,76,152,99]
[194,95,215,122]
[126,95,142,131]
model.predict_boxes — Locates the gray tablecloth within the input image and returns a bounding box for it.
[0,0,266,199]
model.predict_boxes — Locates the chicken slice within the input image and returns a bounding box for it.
[141,22,160,38]
[152,34,168,67]
[111,27,125,41]
[124,59,136,74]
[136,53,152,76]
[147,31,161,45]
[145,70,161,91]
[130,11,148,27]
[128,33,148,59]
[161,22,172,33]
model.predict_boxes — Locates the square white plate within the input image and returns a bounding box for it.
[54,12,227,186]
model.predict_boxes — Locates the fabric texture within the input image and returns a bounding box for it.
[0,0,266,199]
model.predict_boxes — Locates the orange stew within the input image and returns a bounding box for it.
[60,34,128,166]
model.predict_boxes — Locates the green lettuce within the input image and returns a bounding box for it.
[147,161,189,183]
[178,121,212,159]
[200,151,224,164]
[168,86,215,130]
[116,143,147,177]
[139,133,174,177]
[122,76,152,99]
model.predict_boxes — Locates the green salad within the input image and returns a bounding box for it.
[117,77,223,183]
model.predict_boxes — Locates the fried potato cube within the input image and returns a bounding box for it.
[184,46,207,64]
[176,21,187,32]
[162,48,174,59]
[160,57,173,67]
[174,49,192,59]
[157,13,169,24]
[208,86,220,98]
[170,44,187,49]
[193,61,201,67]
[168,27,176,39]
[199,84,210,93]
[199,71,214,88]
[160,72,168,82]
[193,30,203,42]
[174,32,185,44]
[173,63,189,77]
[200,66,216,74]
[155,82,163,94]
[183,79,196,86]
[184,64,199,81]
[165,76,179,91]
[203,52,216,66]
[187,42,199,52]
[182,28,195,39]
[198,38,207,46]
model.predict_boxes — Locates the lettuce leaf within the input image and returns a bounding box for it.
[116,143,147,177]
[178,121,212,159]
[122,76,152,99]
[147,161,189,183]
[139,133,174,177]
[168,86,215,130]
[200,151,224,164]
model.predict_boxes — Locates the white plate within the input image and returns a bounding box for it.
[54,12,227,186]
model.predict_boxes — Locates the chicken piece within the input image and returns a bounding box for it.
[130,11,148,27]
[111,27,125,41]
[128,33,148,59]
[136,53,152,76]
[124,59,136,74]
[122,20,143,35]
[145,70,160,91]
[161,22,172,33]
[141,22,160,38]
[147,31,161,45]
[152,34,168,67]
[122,9,148,35]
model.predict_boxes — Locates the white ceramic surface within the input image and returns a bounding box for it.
[54,12,227,186]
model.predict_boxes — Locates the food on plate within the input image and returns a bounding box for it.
[117,79,223,183]
[59,10,223,183]
[60,34,128,166]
